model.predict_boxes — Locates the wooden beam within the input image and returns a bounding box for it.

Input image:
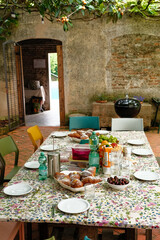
[57,45,65,126]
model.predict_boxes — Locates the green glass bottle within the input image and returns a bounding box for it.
[38,152,47,180]
[89,131,99,151]
[89,150,100,173]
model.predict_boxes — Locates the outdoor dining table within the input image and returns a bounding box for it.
[0,131,160,240]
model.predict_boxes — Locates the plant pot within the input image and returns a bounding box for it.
[114,97,141,118]
[96,100,107,103]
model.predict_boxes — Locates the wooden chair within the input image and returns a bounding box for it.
[0,154,25,240]
[0,135,21,182]
[27,125,44,152]
[0,153,5,190]
[111,118,144,131]
[69,116,100,131]
[0,222,25,240]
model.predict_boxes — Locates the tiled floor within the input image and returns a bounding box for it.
[25,99,60,126]
[1,110,160,239]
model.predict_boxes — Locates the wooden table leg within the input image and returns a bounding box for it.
[125,228,137,240]
[146,229,152,240]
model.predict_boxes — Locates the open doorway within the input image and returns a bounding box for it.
[48,53,60,125]
[15,39,65,127]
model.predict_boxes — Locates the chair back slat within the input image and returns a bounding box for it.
[111,118,144,131]
[69,116,100,131]
[0,136,19,166]
[27,125,44,152]
[0,153,5,186]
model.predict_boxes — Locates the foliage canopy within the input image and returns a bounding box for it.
[0,0,160,40]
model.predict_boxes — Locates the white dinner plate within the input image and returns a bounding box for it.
[40,144,59,151]
[134,171,159,181]
[3,182,33,196]
[94,130,109,135]
[24,161,40,169]
[51,132,68,138]
[58,198,90,214]
[127,139,145,146]
[132,148,153,156]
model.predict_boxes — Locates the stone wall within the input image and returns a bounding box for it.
[0,12,160,122]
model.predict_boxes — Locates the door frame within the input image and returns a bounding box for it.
[57,45,65,126]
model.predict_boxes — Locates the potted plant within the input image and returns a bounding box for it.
[133,96,145,104]
[90,93,108,103]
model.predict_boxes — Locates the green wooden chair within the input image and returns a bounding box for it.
[0,135,21,182]
[69,116,100,131]
[0,153,5,190]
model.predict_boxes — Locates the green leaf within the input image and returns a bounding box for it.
[0,27,4,34]
[55,9,60,18]
[66,6,72,12]
[88,5,95,10]
[63,22,68,31]
[68,21,73,27]
[117,11,122,19]
[81,9,85,15]
[69,0,74,3]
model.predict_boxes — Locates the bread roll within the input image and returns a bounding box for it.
[70,179,83,188]
[88,167,96,176]
[82,176,102,185]
[69,171,81,180]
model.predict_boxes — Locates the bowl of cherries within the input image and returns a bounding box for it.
[107,176,130,190]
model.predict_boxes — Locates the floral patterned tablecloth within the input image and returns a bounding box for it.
[0,131,160,230]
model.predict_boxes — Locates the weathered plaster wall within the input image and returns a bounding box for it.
[0,12,160,119]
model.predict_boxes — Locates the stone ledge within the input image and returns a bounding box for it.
[92,102,153,128]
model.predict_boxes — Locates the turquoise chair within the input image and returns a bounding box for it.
[0,135,21,182]
[69,116,100,131]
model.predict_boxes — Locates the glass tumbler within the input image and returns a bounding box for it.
[119,157,131,180]
[84,184,95,200]
[110,149,122,177]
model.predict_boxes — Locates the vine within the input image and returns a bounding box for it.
[0,0,160,40]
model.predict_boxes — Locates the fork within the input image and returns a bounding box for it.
[51,204,57,217]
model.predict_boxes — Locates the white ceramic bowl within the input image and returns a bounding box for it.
[107,179,130,191]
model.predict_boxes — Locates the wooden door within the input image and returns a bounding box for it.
[3,41,25,131]
[15,45,25,125]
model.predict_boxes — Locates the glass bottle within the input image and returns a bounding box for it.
[89,150,100,173]
[102,147,112,175]
[38,152,47,180]
[89,131,99,151]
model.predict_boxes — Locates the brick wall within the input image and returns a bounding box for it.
[107,34,160,91]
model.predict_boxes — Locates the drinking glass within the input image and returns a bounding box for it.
[84,184,95,200]
[110,149,122,177]
[119,157,131,180]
